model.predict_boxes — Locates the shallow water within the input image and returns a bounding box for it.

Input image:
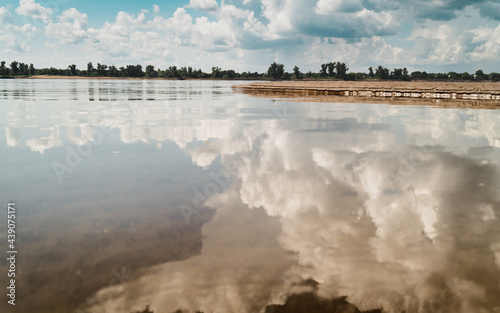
[0,79,499,313]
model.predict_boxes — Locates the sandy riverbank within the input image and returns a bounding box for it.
[233,80,500,93]
[233,80,500,109]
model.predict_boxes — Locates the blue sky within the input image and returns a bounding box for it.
[65,1,199,26]
[1,0,500,73]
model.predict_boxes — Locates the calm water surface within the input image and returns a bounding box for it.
[0,79,500,313]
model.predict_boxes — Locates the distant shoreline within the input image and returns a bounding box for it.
[5,75,500,84]
[29,75,169,80]
[11,75,260,81]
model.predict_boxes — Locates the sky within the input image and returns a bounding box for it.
[0,0,500,73]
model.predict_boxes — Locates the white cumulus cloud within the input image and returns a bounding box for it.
[0,7,11,25]
[4,0,500,72]
[15,0,53,21]
[315,0,364,14]
[45,8,89,44]
[188,0,219,11]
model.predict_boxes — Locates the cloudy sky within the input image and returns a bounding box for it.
[1,0,500,73]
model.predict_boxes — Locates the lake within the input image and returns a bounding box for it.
[0,79,499,313]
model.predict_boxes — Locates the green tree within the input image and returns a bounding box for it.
[461,72,472,80]
[69,64,77,76]
[10,61,19,76]
[47,67,60,75]
[191,68,200,78]
[0,61,6,76]
[335,62,348,79]
[87,62,93,76]
[489,72,500,81]
[293,66,301,79]
[125,64,144,77]
[355,72,367,80]
[346,72,356,80]
[223,69,236,79]
[391,68,403,80]
[475,69,486,81]
[109,65,119,77]
[165,66,181,78]
[368,67,374,78]
[375,65,389,79]
[96,63,108,76]
[211,66,222,78]
[268,62,284,80]
[18,63,28,75]
[447,71,460,80]
[327,62,336,77]
[29,63,35,75]
[145,65,156,78]
[320,63,327,77]
[411,71,422,79]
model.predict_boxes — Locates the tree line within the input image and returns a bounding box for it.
[0,61,266,80]
[270,62,499,81]
[0,61,35,77]
[1,60,499,82]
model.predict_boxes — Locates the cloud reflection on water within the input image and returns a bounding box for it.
[1,80,499,313]
[84,102,499,313]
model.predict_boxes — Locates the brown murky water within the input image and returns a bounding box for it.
[0,79,499,313]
